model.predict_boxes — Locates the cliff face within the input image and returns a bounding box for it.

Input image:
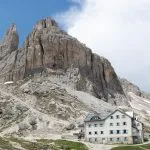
[0,24,19,59]
[120,78,142,96]
[0,18,124,100]
[120,78,150,100]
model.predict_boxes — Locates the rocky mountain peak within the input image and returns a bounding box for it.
[3,24,18,47]
[0,18,128,105]
[34,18,58,30]
[0,24,19,59]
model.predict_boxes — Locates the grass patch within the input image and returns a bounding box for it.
[7,137,55,150]
[111,146,143,150]
[55,140,88,150]
[111,144,150,150]
[140,144,150,149]
[0,137,19,150]
[7,137,88,150]
[37,139,88,150]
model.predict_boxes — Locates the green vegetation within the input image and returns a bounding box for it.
[55,139,88,150]
[144,137,149,142]
[111,146,143,150]
[4,137,88,150]
[0,137,19,150]
[140,144,150,149]
[37,139,88,150]
[111,144,150,150]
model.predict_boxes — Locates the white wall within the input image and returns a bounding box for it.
[85,120,105,139]
[85,110,132,143]
[105,111,132,138]
[132,120,143,142]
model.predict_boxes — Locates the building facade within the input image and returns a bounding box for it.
[84,109,143,144]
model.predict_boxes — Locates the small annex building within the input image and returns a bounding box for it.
[84,109,143,144]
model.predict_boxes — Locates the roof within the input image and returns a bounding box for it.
[84,111,112,122]
[84,109,136,122]
[105,109,134,120]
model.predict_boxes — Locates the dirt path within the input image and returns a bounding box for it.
[82,142,116,150]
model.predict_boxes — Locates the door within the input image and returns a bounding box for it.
[102,138,106,144]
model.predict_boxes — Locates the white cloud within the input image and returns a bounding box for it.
[57,0,150,92]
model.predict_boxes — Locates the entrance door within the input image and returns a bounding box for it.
[102,138,106,144]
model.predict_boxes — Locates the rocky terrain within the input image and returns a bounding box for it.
[0,17,149,150]
[120,78,150,131]
[0,74,116,138]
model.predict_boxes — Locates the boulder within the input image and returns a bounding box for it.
[65,123,75,130]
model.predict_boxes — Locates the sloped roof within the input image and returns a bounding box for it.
[84,109,136,122]
[84,111,112,122]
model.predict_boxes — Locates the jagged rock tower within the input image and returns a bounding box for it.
[0,18,125,102]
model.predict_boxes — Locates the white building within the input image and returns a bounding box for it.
[84,109,143,144]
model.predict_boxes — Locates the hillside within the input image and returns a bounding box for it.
[0,18,149,149]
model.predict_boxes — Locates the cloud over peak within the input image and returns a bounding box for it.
[57,0,150,92]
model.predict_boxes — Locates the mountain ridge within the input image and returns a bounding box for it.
[0,17,126,104]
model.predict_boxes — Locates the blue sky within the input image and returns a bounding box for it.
[0,0,74,46]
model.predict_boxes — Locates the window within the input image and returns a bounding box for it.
[92,116,100,120]
[91,116,101,121]
[94,124,97,127]
[95,131,98,135]
[117,138,120,141]
[100,124,103,127]
[88,124,91,128]
[124,137,127,141]
[116,123,120,126]
[95,138,97,142]
[110,123,113,126]
[123,130,127,134]
[122,115,126,118]
[110,116,113,119]
[116,130,120,134]
[89,138,92,142]
[110,138,113,141]
[110,130,113,134]
[89,132,92,135]
[116,115,120,119]
[100,131,104,134]
[123,122,127,125]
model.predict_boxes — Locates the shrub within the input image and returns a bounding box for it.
[144,138,149,142]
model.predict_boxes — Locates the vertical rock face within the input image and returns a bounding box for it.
[0,18,125,101]
[0,24,19,79]
[0,24,19,59]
